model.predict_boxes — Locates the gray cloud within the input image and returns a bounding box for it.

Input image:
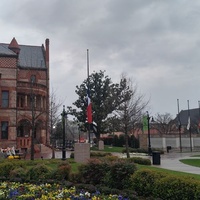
[1,0,200,117]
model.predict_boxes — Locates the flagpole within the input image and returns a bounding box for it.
[198,101,200,133]
[187,100,192,152]
[87,49,91,144]
[177,99,182,152]
[87,49,90,79]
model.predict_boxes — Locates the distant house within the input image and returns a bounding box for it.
[175,108,200,133]
[0,37,50,151]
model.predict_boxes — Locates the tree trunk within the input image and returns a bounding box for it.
[125,128,130,158]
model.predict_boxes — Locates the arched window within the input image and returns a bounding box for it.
[30,75,36,83]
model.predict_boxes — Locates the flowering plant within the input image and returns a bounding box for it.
[0,182,129,199]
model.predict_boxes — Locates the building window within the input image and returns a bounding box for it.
[2,91,9,108]
[30,75,36,83]
[1,121,8,139]
[17,94,25,108]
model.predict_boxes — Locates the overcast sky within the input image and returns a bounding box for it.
[1,0,200,118]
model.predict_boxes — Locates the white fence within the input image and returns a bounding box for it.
[150,134,200,150]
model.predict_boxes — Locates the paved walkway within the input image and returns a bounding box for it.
[154,152,200,175]
[117,151,200,175]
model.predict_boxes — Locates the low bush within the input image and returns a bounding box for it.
[122,148,148,154]
[0,162,15,178]
[77,157,137,190]
[70,151,112,159]
[78,158,109,185]
[91,152,112,157]
[51,161,71,180]
[130,168,200,199]
[154,175,200,200]
[27,163,52,181]
[127,157,151,165]
[9,167,28,182]
[103,159,137,190]
[122,148,164,155]
[130,169,166,197]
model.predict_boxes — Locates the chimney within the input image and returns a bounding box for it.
[45,38,49,62]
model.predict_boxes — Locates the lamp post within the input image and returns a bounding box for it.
[147,111,154,156]
[61,105,67,160]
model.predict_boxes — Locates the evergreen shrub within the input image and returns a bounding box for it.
[9,167,28,182]
[130,169,200,200]
[127,157,151,165]
[0,162,15,178]
[27,163,52,180]
[153,175,200,200]
[131,169,166,197]
[78,158,109,185]
[52,162,71,180]
[103,159,137,190]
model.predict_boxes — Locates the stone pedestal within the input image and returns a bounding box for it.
[74,143,90,163]
[139,134,148,149]
[98,140,104,150]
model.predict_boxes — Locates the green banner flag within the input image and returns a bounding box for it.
[142,116,148,132]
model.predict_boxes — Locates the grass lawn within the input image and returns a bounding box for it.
[137,163,200,181]
[180,158,200,168]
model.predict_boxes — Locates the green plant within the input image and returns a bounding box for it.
[130,169,166,197]
[91,152,112,157]
[153,175,200,200]
[9,167,28,182]
[52,162,71,180]
[78,158,109,185]
[127,157,151,165]
[0,162,15,178]
[103,159,137,190]
[27,163,52,180]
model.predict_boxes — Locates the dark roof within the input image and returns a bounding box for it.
[0,39,46,69]
[0,44,16,56]
[177,108,200,125]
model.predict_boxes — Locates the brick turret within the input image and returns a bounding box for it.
[8,37,20,55]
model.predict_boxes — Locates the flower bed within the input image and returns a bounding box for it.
[0,182,129,200]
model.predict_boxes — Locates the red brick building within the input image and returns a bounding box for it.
[0,38,49,151]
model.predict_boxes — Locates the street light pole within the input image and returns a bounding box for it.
[61,105,67,160]
[147,112,152,156]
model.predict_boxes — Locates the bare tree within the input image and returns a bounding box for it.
[114,75,149,158]
[153,113,176,135]
[49,88,63,158]
[16,78,48,160]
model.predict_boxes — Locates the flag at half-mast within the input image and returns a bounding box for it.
[187,116,190,130]
[87,88,92,123]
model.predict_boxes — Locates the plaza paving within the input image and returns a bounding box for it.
[109,151,200,175]
[154,151,200,175]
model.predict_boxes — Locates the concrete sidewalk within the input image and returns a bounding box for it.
[151,152,200,175]
[118,151,200,175]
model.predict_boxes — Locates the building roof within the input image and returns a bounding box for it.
[177,108,200,126]
[0,44,16,56]
[0,38,46,69]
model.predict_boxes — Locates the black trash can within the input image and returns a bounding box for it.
[152,151,161,165]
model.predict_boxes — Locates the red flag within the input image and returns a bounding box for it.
[87,89,92,123]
